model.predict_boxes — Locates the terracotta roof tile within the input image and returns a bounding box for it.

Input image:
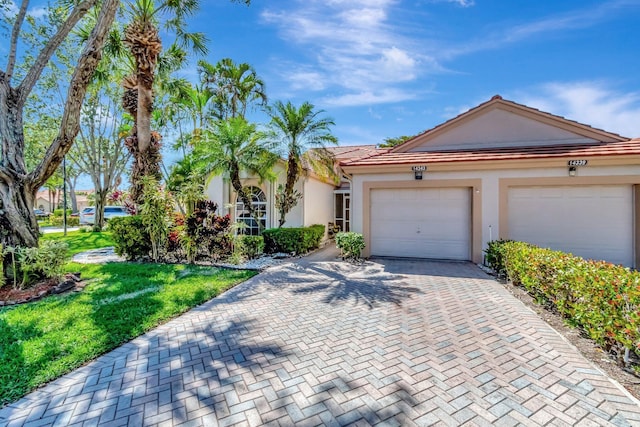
[342,139,640,167]
[327,145,388,161]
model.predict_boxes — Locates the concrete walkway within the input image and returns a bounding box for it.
[2,250,640,426]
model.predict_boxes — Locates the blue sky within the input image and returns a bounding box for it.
[182,0,640,144]
[3,0,640,180]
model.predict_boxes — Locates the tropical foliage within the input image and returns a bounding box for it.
[267,101,338,226]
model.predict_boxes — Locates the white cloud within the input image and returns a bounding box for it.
[261,1,437,107]
[286,70,326,91]
[441,0,639,59]
[368,107,382,120]
[516,82,640,138]
[1,0,18,16]
[321,88,417,107]
[378,47,416,82]
[28,6,47,19]
[1,2,48,19]
[441,0,475,7]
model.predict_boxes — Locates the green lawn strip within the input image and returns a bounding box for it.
[41,231,115,255]
[0,261,257,406]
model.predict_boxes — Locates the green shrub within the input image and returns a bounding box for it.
[4,240,68,289]
[108,216,151,260]
[139,177,171,262]
[499,241,640,364]
[262,224,325,254]
[48,216,80,227]
[52,208,72,218]
[484,239,513,278]
[335,232,365,260]
[236,235,264,259]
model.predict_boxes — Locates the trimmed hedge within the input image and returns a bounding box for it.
[48,216,80,227]
[262,225,325,254]
[236,235,264,260]
[109,216,151,260]
[486,240,640,362]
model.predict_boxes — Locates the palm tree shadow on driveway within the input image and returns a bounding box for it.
[282,260,424,309]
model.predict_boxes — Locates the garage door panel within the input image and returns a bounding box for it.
[508,185,633,266]
[370,188,471,260]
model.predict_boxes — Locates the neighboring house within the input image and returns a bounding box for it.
[341,95,640,268]
[34,189,93,213]
[204,145,386,236]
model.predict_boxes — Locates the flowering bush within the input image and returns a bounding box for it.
[183,201,233,262]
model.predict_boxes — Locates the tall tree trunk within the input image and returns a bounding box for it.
[0,95,38,247]
[0,178,39,247]
[67,175,78,213]
[123,22,162,206]
[278,155,300,227]
[93,189,107,231]
[0,0,118,248]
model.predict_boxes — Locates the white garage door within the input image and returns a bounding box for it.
[508,185,633,266]
[370,188,471,260]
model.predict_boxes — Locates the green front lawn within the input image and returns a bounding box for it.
[41,230,114,255]
[0,262,257,406]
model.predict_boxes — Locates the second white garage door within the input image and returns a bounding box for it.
[370,187,471,260]
[508,185,633,266]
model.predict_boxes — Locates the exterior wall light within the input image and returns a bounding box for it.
[567,160,587,177]
[412,165,426,180]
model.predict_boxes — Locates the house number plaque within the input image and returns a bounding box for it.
[567,160,588,166]
[412,165,427,171]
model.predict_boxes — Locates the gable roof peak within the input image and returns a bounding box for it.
[390,95,629,153]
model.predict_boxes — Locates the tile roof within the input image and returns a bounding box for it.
[327,145,389,161]
[341,139,640,167]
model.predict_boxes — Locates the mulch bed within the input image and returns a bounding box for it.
[0,273,83,306]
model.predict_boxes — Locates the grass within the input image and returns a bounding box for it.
[0,262,257,406]
[41,230,115,255]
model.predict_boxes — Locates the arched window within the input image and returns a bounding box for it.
[235,186,267,235]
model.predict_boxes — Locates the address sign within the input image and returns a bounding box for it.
[567,160,588,166]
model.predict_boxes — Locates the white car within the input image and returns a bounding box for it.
[79,206,129,225]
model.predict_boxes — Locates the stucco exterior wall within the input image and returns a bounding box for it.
[281,179,305,228]
[408,108,597,152]
[350,164,640,259]
[303,177,335,232]
[205,175,225,210]
[202,162,328,230]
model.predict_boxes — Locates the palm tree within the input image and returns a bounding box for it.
[199,58,267,120]
[121,0,208,204]
[184,117,277,226]
[268,101,338,227]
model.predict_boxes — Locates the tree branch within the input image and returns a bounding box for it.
[29,0,119,189]
[17,0,97,104]
[6,0,30,81]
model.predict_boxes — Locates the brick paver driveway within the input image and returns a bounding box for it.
[2,253,640,426]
